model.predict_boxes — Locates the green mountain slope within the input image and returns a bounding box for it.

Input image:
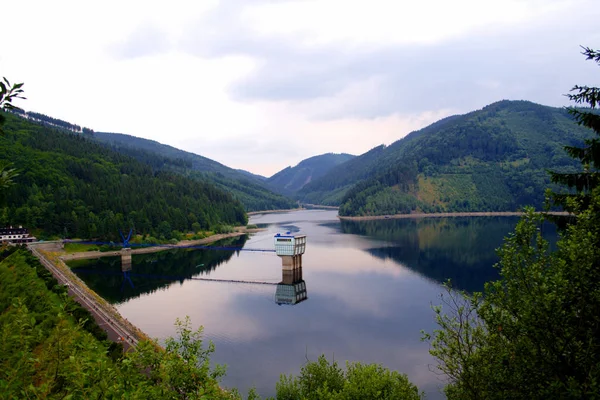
[0,112,247,240]
[297,101,591,215]
[267,152,355,195]
[91,131,295,211]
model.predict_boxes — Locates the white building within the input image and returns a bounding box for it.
[0,226,37,244]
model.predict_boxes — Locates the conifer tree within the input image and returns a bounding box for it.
[549,47,600,212]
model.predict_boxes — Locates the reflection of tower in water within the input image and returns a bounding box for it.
[274,233,308,305]
[276,267,307,305]
[111,235,309,304]
[121,248,132,271]
[121,248,134,289]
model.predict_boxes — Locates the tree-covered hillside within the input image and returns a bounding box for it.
[0,247,247,399]
[92,131,296,212]
[0,112,247,240]
[267,152,355,196]
[297,101,591,215]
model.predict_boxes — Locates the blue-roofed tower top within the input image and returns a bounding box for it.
[274,233,306,256]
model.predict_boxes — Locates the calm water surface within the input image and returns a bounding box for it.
[72,210,554,399]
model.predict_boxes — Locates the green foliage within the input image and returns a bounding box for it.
[270,355,422,400]
[549,47,600,212]
[0,162,18,195]
[204,171,298,212]
[0,112,247,240]
[91,130,297,212]
[23,110,91,133]
[339,162,419,216]
[424,51,600,398]
[63,242,100,252]
[300,100,591,215]
[423,208,600,399]
[0,77,25,131]
[128,316,228,399]
[267,153,355,195]
[0,248,247,399]
[298,145,386,204]
[0,250,126,398]
[0,77,24,191]
[214,224,235,234]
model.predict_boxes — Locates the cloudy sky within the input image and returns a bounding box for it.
[2,0,599,176]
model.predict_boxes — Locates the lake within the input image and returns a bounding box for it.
[71,210,555,399]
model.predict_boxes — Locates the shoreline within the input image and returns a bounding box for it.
[338,211,571,221]
[28,228,265,350]
[60,229,259,261]
[248,204,340,216]
[248,207,304,216]
[300,204,340,210]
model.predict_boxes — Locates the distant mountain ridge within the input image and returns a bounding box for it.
[7,109,296,212]
[90,131,296,212]
[296,100,592,216]
[267,153,355,195]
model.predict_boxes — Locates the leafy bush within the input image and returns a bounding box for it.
[271,355,422,400]
[214,224,234,234]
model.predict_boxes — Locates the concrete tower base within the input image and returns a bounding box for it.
[280,255,302,270]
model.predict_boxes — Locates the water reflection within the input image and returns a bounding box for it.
[70,236,250,304]
[275,267,307,305]
[70,211,557,399]
[70,235,310,307]
[341,217,557,292]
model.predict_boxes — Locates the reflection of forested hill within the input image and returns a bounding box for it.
[367,246,500,293]
[71,236,247,304]
[342,217,557,292]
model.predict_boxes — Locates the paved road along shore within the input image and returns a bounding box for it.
[29,243,140,352]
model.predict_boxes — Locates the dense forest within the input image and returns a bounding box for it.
[9,108,94,133]
[0,247,247,399]
[91,131,296,212]
[0,112,247,240]
[295,101,592,216]
[267,152,355,195]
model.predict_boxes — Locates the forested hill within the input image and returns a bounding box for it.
[0,112,247,240]
[91,131,295,212]
[267,152,355,195]
[297,100,592,216]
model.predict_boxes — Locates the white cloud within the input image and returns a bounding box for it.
[243,0,538,46]
[1,0,599,176]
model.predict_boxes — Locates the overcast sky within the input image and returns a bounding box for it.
[2,0,599,176]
